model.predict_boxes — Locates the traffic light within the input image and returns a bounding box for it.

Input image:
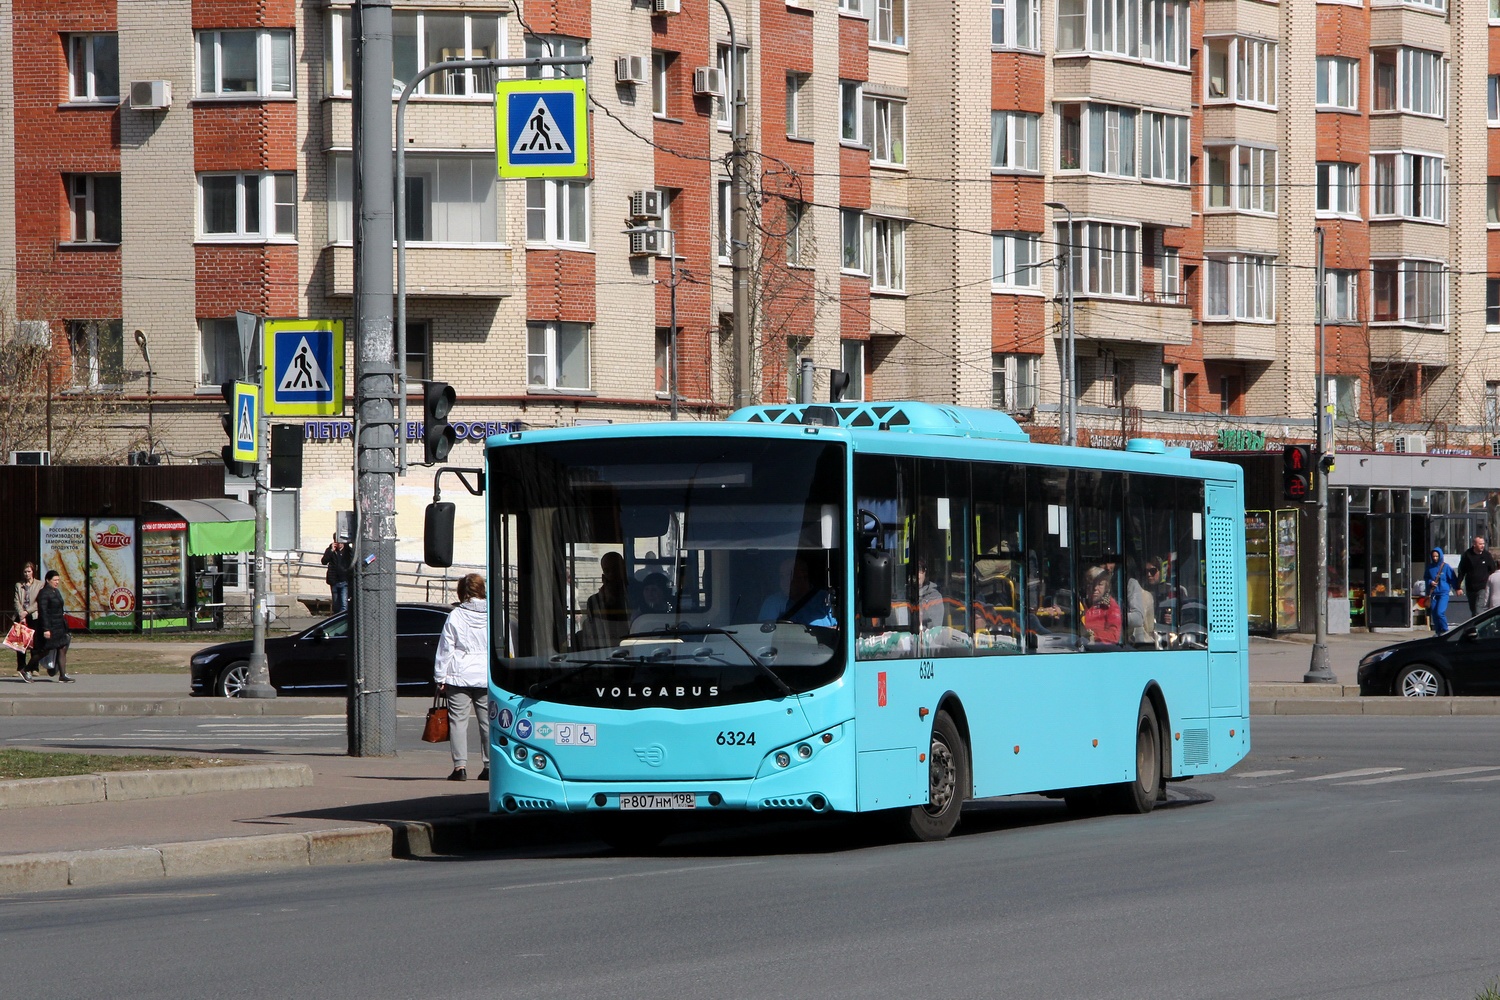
[270,424,304,489]
[1282,444,1311,501]
[219,380,254,478]
[1319,452,1336,477]
[422,381,456,465]
[829,369,851,403]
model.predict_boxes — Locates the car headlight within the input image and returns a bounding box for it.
[191,653,218,667]
[1359,649,1394,668]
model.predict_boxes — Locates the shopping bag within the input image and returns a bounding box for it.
[3,621,34,653]
[421,694,450,743]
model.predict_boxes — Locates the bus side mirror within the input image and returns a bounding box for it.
[425,502,455,567]
[860,549,893,619]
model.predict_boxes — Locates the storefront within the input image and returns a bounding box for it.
[139,498,256,631]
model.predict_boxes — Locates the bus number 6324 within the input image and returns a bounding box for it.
[717,731,756,746]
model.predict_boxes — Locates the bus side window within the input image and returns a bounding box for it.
[1026,468,1079,651]
[854,454,916,660]
[914,459,971,658]
[972,462,1026,656]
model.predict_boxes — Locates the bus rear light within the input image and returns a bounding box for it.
[775,751,791,768]
[797,743,812,759]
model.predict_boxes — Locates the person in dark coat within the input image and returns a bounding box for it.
[34,570,73,683]
[321,533,355,613]
[1455,535,1498,616]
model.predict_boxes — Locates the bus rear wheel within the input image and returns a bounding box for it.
[902,710,969,842]
[1107,697,1163,815]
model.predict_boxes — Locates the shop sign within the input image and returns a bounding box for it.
[301,419,522,443]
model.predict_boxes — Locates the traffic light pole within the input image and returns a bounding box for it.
[1306,226,1336,683]
[244,386,275,699]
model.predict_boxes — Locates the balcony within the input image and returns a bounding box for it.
[1201,321,1276,362]
[322,244,513,298]
[1369,324,1450,366]
[1072,297,1192,345]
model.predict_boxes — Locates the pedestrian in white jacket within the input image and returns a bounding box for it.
[435,573,490,781]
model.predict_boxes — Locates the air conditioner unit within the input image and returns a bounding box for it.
[615,55,647,85]
[693,67,725,97]
[629,189,663,220]
[128,80,172,111]
[629,229,664,256]
[9,450,51,466]
[654,0,682,14]
[1394,434,1426,455]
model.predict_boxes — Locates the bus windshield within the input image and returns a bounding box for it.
[491,436,847,707]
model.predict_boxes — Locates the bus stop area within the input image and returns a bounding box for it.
[1,628,1497,894]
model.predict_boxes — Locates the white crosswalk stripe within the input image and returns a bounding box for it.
[1288,767,1403,782]
[1338,766,1500,785]
[1230,769,1295,779]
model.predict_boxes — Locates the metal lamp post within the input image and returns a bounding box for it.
[133,329,153,457]
[1306,226,1336,683]
[1044,201,1076,446]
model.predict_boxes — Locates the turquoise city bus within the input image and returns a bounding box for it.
[480,401,1249,842]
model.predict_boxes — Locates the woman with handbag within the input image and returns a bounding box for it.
[433,573,489,781]
[35,570,74,683]
[12,562,42,681]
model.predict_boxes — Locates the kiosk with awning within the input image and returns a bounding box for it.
[140,498,255,631]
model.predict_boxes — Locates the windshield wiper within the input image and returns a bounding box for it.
[525,649,635,698]
[622,625,793,697]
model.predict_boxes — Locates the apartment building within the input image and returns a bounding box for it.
[1,0,1498,580]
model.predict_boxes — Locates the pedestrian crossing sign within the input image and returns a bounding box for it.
[495,78,589,178]
[263,318,345,416]
[232,381,259,463]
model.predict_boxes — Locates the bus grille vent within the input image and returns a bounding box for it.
[761,796,812,810]
[512,797,556,811]
[1182,729,1210,766]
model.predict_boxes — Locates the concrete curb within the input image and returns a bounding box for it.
[0,763,314,810]
[0,697,424,717]
[1250,697,1500,716]
[0,825,394,893]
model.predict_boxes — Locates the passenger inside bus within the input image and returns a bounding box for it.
[579,552,631,647]
[636,572,673,617]
[1081,565,1122,645]
[758,552,837,627]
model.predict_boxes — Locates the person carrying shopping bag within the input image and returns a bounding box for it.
[34,570,74,682]
[433,573,490,781]
[13,562,42,681]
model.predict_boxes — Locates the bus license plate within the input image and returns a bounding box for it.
[619,793,696,811]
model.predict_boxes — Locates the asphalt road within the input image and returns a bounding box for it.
[7,715,1500,1000]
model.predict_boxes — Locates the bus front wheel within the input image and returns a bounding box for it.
[903,710,970,842]
[1107,697,1163,815]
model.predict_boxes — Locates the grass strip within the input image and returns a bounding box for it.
[0,749,236,780]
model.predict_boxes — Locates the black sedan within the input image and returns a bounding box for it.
[1357,608,1500,697]
[190,604,452,697]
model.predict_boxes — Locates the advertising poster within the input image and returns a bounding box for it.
[88,519,138,631]
[38,517,88,629]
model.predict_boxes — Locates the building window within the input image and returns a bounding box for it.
[67,34,118,101]
[1331,376,1359,421]
[1487,281,1500,329]
[715,44,748,129]
[1065,221,1139,299]
[841,340,866,401]
[871,0,906,45]
[1205,36,1276,108]
[1161,363,1178,412]
[865,95,905,167]
[1490,75,1500,126]
[785,200,809,267]
[1323,270,1359,322]
[991,353,1037,411]
[1219,376,1235,416]
[868,217,905,292]
[840,82,863,144]
[655,328,670,394]
[1372,48,1445,118]
[199,173,296,240]
[524,35,585,79]
[67,320,124,390]
[197,29,294,97]
[992,111,1039,172]
[841,209,866,273]
[1142,0,1189,67]
[526,321,590,390]
[654,187,676,258]
[1055,102,1136,178]
[652,52,671,117]
[385,11,505,95]
[1205,145,1276,214]
[198,318,241,386]
[991,232,1041,291]
[786,72,811,138]
[1315,56,1358,110]
[1141,112,1189,184]
[1055,0,1138,58]
[66,175,121,244]
[1371,259,1445,327]
[1371,152,1445,223]
[1489,178,1499,226]
[1159,246,1181,303]
[1204,255,1275,322]
[992,0,1040,50]
[839,0,867,15]
[525,179,589,248]
[1316,163,1361,218]
[718,181,732,262]
[330,154,499,243]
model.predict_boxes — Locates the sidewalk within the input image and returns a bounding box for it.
[1,627,1493,894]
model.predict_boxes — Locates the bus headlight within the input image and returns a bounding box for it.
[514,745,529,763]
[775,751,791,768]
[532,753,547,770]
[797,743,813,759]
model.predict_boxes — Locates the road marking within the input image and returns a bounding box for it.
[1231,769,1294,778]
[1448,774,1500,783]
[1339,766,1500,785]
[496,862,762,892]
[1289,767,1403,783]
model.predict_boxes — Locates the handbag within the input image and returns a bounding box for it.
[4,620,34,653]
[421,693,450,743]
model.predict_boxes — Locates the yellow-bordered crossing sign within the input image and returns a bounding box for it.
[495,78,589,178]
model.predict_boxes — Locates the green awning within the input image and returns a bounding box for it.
[144,498,255,556]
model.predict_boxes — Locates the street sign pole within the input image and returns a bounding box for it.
[244,325,275,699]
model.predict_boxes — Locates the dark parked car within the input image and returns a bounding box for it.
[190,603,452,697]
[1357,607,1500,697]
